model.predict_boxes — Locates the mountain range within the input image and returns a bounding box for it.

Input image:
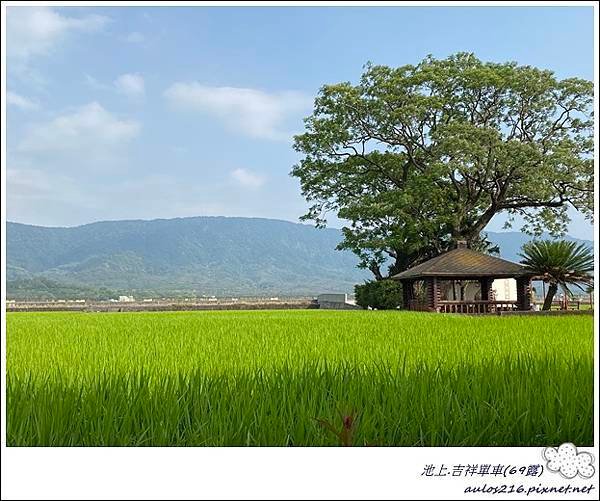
[6,216,593,299]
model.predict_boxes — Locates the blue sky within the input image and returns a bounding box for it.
[5,5,595,239]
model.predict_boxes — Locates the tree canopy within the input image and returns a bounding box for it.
[292,53,593,279]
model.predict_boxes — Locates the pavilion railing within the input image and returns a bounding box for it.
[437,300,518,314]
[407,300,432,312]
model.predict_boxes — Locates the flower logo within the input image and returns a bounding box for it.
[543,443,595,479]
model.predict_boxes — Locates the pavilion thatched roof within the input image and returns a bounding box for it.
[392,248,531,281]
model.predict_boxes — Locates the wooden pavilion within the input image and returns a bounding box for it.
[392,242,535,314]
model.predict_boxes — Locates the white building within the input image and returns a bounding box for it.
[491,278,517,301]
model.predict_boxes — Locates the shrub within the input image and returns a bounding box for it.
[354,279,403,310]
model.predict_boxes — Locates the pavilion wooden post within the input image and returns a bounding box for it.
[479,278,493,313]
[401,280,413,310]
[427,277,440,312]
[516,277,532,311]
[479,278,492,301]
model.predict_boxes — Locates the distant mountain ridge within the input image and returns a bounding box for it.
[7,217,370,298]
[6,216,593,299]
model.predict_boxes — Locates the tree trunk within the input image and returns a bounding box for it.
[369,262,383,281]
[543,283,558,311]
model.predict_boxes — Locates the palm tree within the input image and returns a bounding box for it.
[519,240,594,311]
[585,284,594,309]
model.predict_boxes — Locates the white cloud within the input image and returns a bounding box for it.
[7,169,229,227]
[125,31,145,44]
[8,167,94,206]
[84,73,110,91]
[7,7,109,63]
[85,73,145,98]
[164,82,311,140]
[114,73,145,98]
[18,102,140,154]
[7,166,103,226]
[7,91,39,110]
[230,168,265,189]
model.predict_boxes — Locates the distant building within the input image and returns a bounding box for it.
[491,278,517,301]
[317,293,347,304]
[317,293,360,310]
[118,295,135,302]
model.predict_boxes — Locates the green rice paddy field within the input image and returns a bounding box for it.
[6,310,594,446]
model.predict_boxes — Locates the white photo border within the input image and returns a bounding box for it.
[1,1,598,500]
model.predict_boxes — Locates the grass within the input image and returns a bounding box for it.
[6,310,594,446]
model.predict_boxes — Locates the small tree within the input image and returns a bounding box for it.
[355,279,403,310]
[519,240,593,311]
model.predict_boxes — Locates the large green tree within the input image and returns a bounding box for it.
[292,53,593,279]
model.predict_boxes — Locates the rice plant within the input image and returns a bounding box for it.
[6,310,593,446]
